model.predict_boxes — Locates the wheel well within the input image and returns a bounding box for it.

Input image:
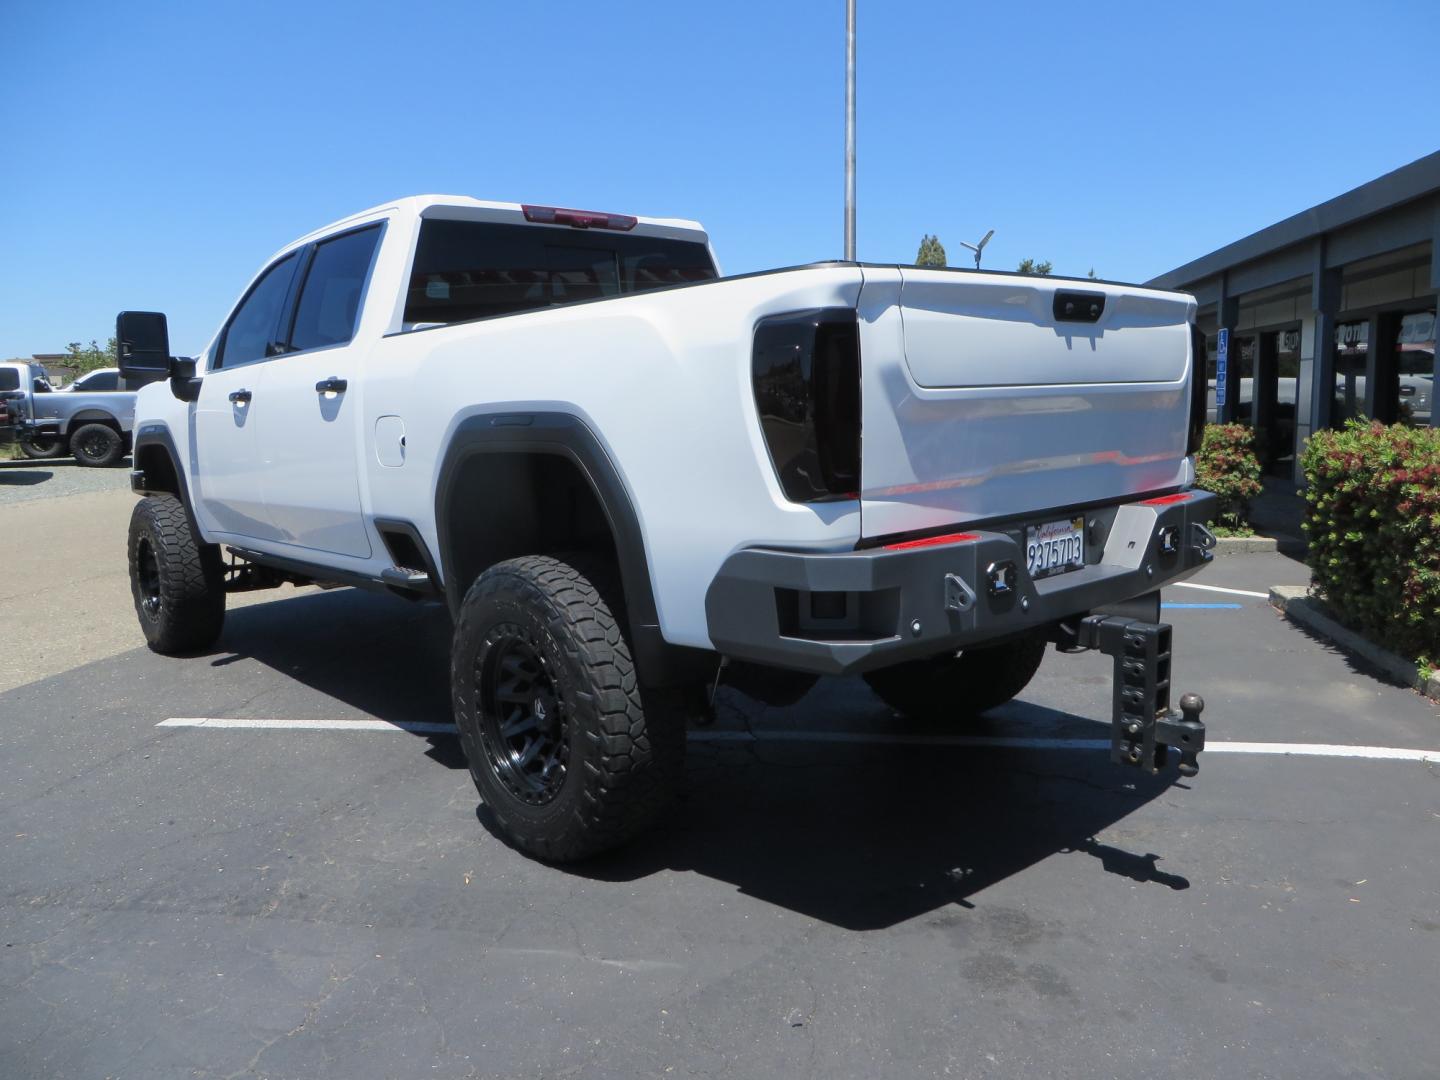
[68,412,122,431]
[442,451,619,604]
[134,442,181,495]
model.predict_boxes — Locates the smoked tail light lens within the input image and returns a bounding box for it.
[752,309,861,503]
[1188,322,1208,456]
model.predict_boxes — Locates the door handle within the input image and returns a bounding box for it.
[315,377,348,394]
[228,389,252,404]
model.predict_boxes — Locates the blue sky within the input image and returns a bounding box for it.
[2,0,1437,357]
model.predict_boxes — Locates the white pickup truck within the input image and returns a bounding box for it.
[118,195,1217,860]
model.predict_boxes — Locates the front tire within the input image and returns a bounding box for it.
[451,555,685,862]
[128,494,226,654]
[863,631,1049,723]
[17,433,65,460]
[70,423,123,467]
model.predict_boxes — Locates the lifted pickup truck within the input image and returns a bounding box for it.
[1,360,137,466]
[119,195,1217,861]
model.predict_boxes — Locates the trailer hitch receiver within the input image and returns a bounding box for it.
[1078,615,1206,776]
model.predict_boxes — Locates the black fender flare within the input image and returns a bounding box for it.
[434,410,712,685]
[132,423,203,537]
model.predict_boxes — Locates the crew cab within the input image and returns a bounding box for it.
[119,195,1218,861]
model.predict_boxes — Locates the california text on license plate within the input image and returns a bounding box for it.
[1026,516,1085,579]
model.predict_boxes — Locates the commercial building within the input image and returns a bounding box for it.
[1149,151,1439,483]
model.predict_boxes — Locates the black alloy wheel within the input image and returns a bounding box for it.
[136,536,163,619]
[475,627,570,806]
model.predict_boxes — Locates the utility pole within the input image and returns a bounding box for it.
[844,0,856,261]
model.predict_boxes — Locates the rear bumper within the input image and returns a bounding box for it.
[705,490,1218,675]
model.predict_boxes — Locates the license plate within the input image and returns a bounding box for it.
[1026,516,1085,579]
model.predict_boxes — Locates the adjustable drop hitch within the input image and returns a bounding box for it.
[1077,615,1206,777]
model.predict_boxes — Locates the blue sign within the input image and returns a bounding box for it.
[1215,328,1229,407]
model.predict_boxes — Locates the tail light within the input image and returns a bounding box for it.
[1188,322,1208,456]
[752,308,861,503]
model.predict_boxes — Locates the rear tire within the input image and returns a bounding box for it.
[451,554,685,862]
[863,631,1049,723]
[70,423,123,467]
[128,494,226,654]
[17,433,65,460]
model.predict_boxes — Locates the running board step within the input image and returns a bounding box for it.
[380,566,432,590]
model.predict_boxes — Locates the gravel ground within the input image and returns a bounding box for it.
[0,457,132,505]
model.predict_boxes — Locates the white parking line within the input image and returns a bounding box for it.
[158,717,1440,762]
[1171,582,1270,599]
[159,716,455,734]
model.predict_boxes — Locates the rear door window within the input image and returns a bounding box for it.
[0,368,17,391]
[77,371,119,391]
[404,219,716,326]
[287,225,383,352]
[217,253,300,368]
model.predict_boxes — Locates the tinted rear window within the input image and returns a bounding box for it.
[77,371,119,391]
[404,219,717,326]
[0,368,17,391]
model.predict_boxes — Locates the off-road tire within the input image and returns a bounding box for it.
[17,433,65,460]
[863,631,1049,722]
[451,554,685,862]
[70,423,123,467]
[127,494,226,654]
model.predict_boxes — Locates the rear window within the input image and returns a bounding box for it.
[0,368,17,392]
[404,219,717,326]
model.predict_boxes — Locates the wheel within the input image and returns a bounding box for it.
[17,433,65,460]
[127,494,226,654]
[70,423,123,467]
[451,554,685,862]
[863,631,1049,722]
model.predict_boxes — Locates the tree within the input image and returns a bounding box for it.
[1087,268,1098,280]
[915,234,947,267]
[1017,258,1053,276]
[65,337,118,377]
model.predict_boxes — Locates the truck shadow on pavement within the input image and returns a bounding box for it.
[0,468,54,485]
[220,587,1191,931]
[566,728,1191,930]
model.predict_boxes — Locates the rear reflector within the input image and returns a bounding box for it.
[522,204,637,231]
[1141,493,1191,506]
[883,531,980,551]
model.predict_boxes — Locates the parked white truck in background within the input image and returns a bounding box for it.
[118,195,1218,860]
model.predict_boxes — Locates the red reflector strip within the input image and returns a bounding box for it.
[521,204,637,231]
[1141,493,1191,505]
[883,531,981,551]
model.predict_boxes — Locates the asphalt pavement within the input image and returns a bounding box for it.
[1,481,1437,1079]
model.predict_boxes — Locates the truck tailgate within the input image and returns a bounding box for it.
[857,268,1196,540]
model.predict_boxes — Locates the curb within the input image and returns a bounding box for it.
[1269,585,1439,700]
[1214,533,1306,556]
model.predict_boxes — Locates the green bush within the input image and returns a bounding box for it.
[1194,423,1263,532]
[1301,419,1440,665]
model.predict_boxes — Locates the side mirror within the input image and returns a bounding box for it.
[116,311,172,389]
[169,357,201,403]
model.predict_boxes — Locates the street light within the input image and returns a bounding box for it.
[958,229,994,270]
[844,0,856,261]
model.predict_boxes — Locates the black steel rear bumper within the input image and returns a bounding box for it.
[705,490,1218,676]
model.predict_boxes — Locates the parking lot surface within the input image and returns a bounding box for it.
[2,479,1438,1079]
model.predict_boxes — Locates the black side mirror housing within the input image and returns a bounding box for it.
[116,310,201,401]
[116,311,173,389]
